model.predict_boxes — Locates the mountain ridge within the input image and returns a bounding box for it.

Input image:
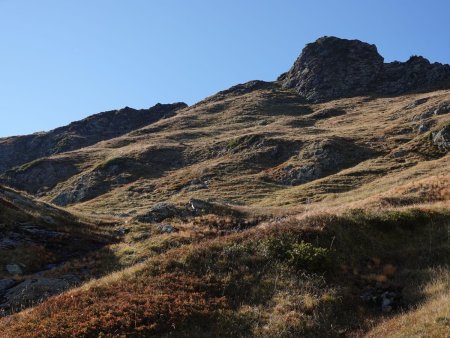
[0,102,187,173]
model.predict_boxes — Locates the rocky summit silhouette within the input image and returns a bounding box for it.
[282,36,450,102]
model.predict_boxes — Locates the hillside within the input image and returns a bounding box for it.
[0,36,449,337]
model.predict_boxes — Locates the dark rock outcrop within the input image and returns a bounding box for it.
[0,102,187,173]
[432,125,450,152]
[282,36,450,102]
[283,36,384,102]
[265,138,377,186]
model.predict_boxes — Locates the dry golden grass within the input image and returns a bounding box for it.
[366,292,450,337]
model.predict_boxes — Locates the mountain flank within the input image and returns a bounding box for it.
[0,102,187,173]
[0,36,449,337]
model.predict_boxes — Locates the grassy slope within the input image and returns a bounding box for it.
[2,84,449,217]
[1,84,450,336]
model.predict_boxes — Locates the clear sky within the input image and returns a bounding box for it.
[1,0,450,137]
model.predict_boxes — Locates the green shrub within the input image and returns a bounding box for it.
[288,241,331,272]
[261,236,293,261]
[262,237,331,272]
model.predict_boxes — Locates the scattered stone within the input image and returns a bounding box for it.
[115,227,129,236]
[156,224,178,234]
[182,179,209,192]
[360,284,403,313]
[392,147,408,158]
[132,231,151,241]
[413,108,435,121]
[432,126,450,152]
[270,138,376,186]
[20,224,65,239]
[6,264,23,275]
[418,124,429,134]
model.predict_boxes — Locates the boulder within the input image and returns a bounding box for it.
[189,199,216,213]
[406,97,429,109]
[418,124,429,134]
[5,264,23,275]
[434,101,450,115]
[156,224,178,234]
[135,202,180,223]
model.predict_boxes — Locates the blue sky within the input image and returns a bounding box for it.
[1,0,449,137]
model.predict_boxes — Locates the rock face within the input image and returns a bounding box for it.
[283,36,384,102]
[0,102,187,173]
[282,36,450,102]
[432,125,450,152]
[265,138,376,186]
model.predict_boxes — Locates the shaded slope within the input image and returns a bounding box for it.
[0,185,111,278]
[1,206,448,337]
[0,185,116,316]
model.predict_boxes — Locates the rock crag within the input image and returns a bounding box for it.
[282,36,450,102]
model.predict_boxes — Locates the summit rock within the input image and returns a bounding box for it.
[282,36,450,102]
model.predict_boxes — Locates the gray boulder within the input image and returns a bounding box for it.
[434,101,450,115]
[156,224,178,234]
[406,98,429,109]
[6,264,23,275]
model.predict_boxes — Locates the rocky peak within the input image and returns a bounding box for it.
[282,36,450,102]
